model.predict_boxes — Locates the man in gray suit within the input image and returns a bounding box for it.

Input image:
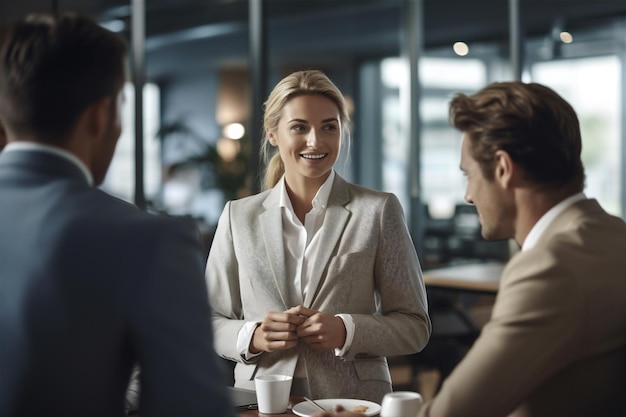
[0,12,234,417]
[317,82,626,417]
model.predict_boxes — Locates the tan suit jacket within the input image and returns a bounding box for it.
[206,174,431,402]
[420,199,626,417]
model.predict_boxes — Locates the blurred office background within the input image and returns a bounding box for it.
[2,0,625,267]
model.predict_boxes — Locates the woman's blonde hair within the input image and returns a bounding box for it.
[260,70,351,190]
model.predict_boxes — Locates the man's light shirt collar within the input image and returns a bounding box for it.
[522,192,586,251]
[4,142,94,185]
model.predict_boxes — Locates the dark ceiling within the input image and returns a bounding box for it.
[2,0,626,79]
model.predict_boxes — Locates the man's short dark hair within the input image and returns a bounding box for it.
[0,12,127,143]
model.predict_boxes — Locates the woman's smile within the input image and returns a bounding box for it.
[300,153,328,160]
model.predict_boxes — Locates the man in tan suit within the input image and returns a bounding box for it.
[317,82,626,417]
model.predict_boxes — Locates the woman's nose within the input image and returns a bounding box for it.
[306,130,319,148]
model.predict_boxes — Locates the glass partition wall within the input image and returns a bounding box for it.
[57,0,625,266]
[359,11,625,267]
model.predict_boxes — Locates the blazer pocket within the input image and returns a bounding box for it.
[326,252,374,285]
[327,251,372,272]
[352,356,391,383]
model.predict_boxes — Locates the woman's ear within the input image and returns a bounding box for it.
[267,130,277,146]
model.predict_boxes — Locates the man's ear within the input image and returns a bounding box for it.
[0,122,7,149]
[494,149,515,188]
[85,96,112,140]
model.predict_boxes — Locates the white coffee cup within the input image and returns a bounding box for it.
[254,374,293,414]
[380,391,424,417]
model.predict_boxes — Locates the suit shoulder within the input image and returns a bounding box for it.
[73,188,196,238]
[506,204,626,285]
[346,182,398,204]
[227,189,272,212]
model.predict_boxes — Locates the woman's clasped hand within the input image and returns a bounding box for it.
[250,306,347,354]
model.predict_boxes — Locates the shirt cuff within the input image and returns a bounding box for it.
[334,314,355,358]
[237,321,263,360]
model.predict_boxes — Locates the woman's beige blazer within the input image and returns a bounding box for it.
[206,174,431,402]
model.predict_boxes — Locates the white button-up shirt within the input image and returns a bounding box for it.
[522,192,587,251]
[236,170,355,378]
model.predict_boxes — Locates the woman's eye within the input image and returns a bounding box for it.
[323,124,338,131]
[291,125,304,132]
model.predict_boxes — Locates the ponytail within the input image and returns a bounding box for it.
[262,152,284,190]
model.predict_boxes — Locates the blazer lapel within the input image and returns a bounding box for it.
[303,175,351,307]
[260,187,291,310]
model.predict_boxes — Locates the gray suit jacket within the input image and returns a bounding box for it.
[206,174,431,402]
[421,199,626,417]
[0,149,234,417]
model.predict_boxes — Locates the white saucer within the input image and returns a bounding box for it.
[292,398,380,416]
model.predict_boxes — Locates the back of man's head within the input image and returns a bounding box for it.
[0,13,127,144]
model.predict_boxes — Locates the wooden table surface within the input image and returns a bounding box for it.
[238,397,304,416]
[237,397,382,416]
[423,261,505,293]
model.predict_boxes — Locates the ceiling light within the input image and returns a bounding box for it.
[559,31,573,44]
[223,122,245,140]
[453,42,469,57]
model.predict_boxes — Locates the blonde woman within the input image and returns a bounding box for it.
[206,70,430,403]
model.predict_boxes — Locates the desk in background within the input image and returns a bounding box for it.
[423,261,504,294]
[422,261,504,331]
[410,262,505,391]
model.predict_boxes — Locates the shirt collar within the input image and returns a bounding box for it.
[278,170,336,213]
[3,142,94,186]
[522,192,587,251]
